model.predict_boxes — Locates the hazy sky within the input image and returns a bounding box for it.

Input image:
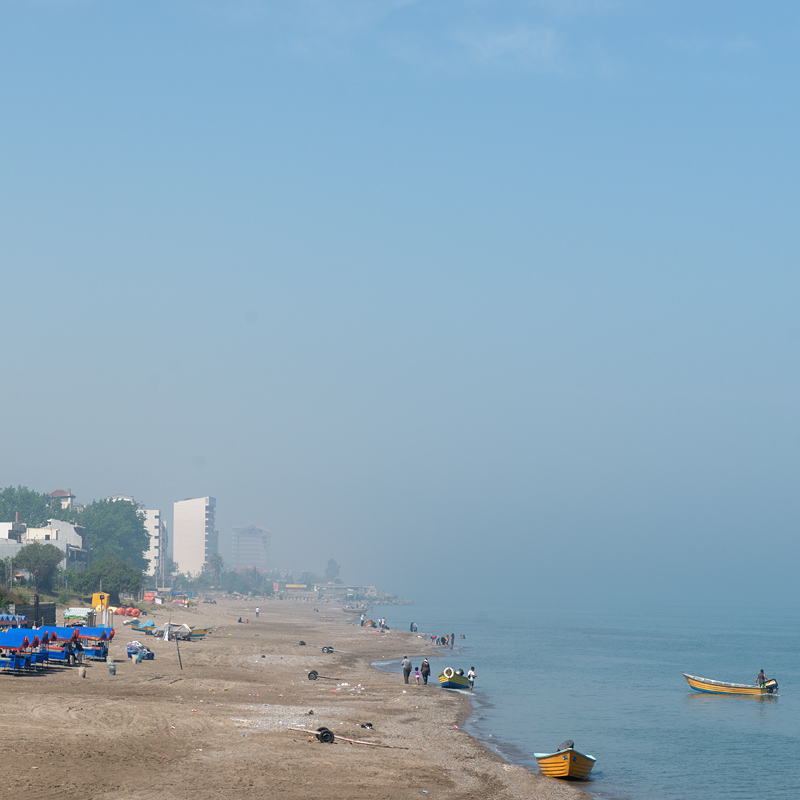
[2,2,798,607]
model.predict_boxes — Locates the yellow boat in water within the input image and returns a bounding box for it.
[682,672,778,696]
[438,667,470,689]
[534,741,596,780]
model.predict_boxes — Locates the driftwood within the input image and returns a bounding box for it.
[287,727,409,749]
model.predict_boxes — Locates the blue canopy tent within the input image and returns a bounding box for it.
[0,630,39,650]
[75,627,115,641]
[74,626,114,661]
[37,626,80,642]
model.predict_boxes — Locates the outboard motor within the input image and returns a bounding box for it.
[766,679,779,694]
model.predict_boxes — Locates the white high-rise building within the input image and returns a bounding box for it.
[173,496,217,577]
[141,509,166,579]
[107,494,166,581]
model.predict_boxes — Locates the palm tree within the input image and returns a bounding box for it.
[207,553,225,587]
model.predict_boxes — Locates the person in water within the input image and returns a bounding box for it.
[467,666,476,692]
[756,669,767,687]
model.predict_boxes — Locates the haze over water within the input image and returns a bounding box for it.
[3,4,799,611]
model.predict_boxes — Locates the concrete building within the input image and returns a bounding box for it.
[49,488,77,510]
[231,524,270,571]
[173,497,217,577]
[107,494,167,581]
[142,510,167,580]
[0,519,88,569]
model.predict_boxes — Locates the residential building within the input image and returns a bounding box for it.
[107,494,166,581]
[231,524,270,571]
[173,497,217,577]
[142,509,167,580]
[0,519,88,569]
[49,488,77,510]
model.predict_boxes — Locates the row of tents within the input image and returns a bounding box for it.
[0,625,115,675]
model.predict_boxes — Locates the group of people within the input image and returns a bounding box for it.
[431,633,458,646]
[399,656,477,691]
[65,640,84,665]
[401,655,431,684]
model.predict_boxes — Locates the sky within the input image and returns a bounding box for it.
[2,1,798,608]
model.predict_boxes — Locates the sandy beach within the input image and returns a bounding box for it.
[1,598,592,800]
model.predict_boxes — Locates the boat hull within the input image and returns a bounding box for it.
[438,669,469,690]
[534,749,596,780]
[683,673,778,695]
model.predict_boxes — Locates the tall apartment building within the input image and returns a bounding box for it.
[231,524,271,571]
[173,496,217,577]
[142,509,167,581]
[107,494,166,581]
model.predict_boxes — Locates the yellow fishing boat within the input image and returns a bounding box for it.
[438,667,470,689]
[682,672,778,696]
[534,741,596,780]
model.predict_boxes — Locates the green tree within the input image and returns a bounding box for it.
[325,558,340,582]
[74,499,149,570]
[71,556,144,605]
[206,553,224,587]
[0,486,65,527]
[14,542,65,592]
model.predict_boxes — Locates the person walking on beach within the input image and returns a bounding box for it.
[421,658,431,685]
[402,655,412,684]
[255,606,260,618]
[414,666,421,684]
[467,666,476,692]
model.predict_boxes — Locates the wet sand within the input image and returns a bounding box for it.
[0,598,592,800]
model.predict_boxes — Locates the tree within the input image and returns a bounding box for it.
[0,486,65,527]
[325,558,341,582]
[206,553,224,587]
[71,557,144,605]
[14,543,65,592]
[74,499,149,570]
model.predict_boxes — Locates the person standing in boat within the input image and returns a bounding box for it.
[756,669,767,687]
[467,666,476,692]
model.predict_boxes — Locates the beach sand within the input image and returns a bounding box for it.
[1,598,592,800]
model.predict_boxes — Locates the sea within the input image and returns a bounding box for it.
[372,600,800,800]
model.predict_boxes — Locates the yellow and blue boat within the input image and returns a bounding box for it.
[682,672,778,695]
[534,741,596,780]
[438,667,470,689]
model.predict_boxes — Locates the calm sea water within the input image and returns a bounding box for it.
[374,601,800,800]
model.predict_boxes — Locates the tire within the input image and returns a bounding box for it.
[308,670,319,680]
[443,667,454,679]
[316,727,335,744]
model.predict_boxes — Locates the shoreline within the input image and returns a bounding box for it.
[1,597,594,799]
[370,639,596,796]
